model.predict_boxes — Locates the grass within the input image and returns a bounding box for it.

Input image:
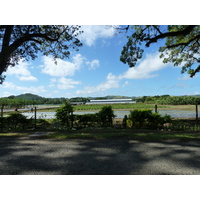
[33,103,200,113]
[1,127,200,141]
[74,103,164,111]
[39,128,200,141]
[0,132,28,137]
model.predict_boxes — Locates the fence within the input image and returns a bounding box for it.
[1,104,200,130]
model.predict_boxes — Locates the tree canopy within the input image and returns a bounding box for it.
[0,25,83,83]
[119,25,200,77]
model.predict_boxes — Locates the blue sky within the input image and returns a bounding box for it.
[1,25,200,98]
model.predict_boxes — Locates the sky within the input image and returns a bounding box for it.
[0,25,200,98]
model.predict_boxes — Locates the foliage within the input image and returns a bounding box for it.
[128,109,172,129]
[55,102,74,129]
[98,105,115,127]
[136,95,200,105]
[120,25,200,77]
[0,25,83,83]
[75,113,99,128]
[3,112,32,130]
[122,115,128,128]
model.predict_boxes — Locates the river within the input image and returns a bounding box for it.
[21,109,200,119]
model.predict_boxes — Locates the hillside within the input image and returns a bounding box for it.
[12,93,44,100]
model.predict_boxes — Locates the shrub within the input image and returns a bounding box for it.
[98,105,115,127]
[6,112,30,130]
[55,102,74,129]
[76,113,99,128]
[122,115,128,128]
[128,109,172,129]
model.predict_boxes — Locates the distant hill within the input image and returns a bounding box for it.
[10,93,44,100]
[5,93,134,101]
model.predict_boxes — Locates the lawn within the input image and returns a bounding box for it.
[39,128,200,141]
[1,126,200,141]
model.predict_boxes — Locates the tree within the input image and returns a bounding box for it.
[55,102,74,129]
[0,25,83,83]
[119,25,200,77]
[98,105,115,127]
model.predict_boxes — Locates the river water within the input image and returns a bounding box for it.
[22,110,199,119]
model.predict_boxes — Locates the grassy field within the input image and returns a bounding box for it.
[3,103,199,114]
[21,103,200,112]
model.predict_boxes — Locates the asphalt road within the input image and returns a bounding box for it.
[0,137,200,175]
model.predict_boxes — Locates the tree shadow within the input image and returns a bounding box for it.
[0,137,200,175]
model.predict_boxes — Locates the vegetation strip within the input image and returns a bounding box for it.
[37,129,200,141]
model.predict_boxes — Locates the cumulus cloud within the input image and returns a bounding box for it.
[86,59,100,70]
[41,54,85,77]
[6,60,37,81]
[76,52,170,96]
[58,78,81,90]
[1,82,46,93]
[18,76,38,81]
[79,25,116,46]
[120,52,169,80]
[76,73,120,95]
[178,74,199,80]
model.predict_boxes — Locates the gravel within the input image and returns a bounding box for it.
[0,137,200,175]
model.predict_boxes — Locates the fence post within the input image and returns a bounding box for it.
[155,104,158,113]
[0,105,3,131]
[195,104,198,124]
[0,105,3,117]
[34,106,37,129]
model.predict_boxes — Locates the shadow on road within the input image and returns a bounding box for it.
[0,137,200,175]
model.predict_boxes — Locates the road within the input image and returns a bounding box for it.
[0,137,199,175]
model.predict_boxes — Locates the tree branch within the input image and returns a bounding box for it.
[145,25,197,47]
[8,33,60,55]
[1,25,14,52]
[165,33,200,49]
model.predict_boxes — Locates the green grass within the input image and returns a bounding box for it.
[0,132,28,137]
[1,128,200,141]
[40,129,200,141]
[74,103,162,111]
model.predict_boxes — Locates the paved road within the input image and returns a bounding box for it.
[0,137,199,175]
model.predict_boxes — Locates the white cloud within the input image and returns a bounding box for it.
[120,52,169,80]
[18,76,38,81]
[76,73,120,95]
[79,25,116,46]
[86,59,100,70]
[122,81,129,87]
[57,77,81,90]
[2,91,13,97]
[178,74,200,80]
[6,60,38,81]
[76,52,170,96]
[1,82,46,93]
[41,54,85,77]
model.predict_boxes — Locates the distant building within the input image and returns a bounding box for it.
[86,99,136,104]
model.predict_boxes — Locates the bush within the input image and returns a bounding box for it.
[55,102,74,129]
[6,112,30,130]
[128,109,172,129]
[76,113,99,128]
[98,106,115,127]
